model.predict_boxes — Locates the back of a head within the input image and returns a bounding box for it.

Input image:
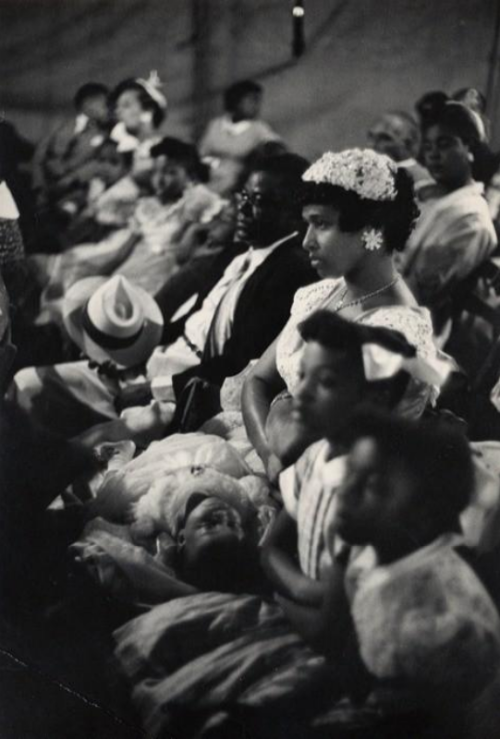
[253,152,309,191]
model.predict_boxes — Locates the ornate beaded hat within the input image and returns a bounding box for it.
[302,148,398,202]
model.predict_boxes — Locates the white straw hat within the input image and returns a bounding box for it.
[62,275,163,369]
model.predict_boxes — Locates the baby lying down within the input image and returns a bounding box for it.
[71,465,274,607]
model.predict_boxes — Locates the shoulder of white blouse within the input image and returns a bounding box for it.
[291,278,341,318]
[360,305,436,355]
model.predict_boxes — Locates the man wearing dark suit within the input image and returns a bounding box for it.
[158,155,316,389]
[13,154,317,440]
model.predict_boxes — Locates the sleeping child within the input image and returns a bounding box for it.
[71,465,271,607]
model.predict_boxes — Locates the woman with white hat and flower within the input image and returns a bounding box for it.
[86,72,168,228]
[242,148,447,482]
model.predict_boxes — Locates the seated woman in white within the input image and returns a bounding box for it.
[242,148,449,482]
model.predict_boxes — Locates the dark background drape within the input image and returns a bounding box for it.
[1,0,499,154]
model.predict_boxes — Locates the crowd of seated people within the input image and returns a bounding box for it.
[3,73,500,739]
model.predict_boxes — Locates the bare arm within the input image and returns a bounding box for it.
[241,336,285,468]
[123,563,198,604]
[261,508,325,606]
[277,553,353,662]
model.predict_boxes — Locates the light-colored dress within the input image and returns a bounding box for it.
[200,115,281,194]
[280,439,345,579]
[397,182,497,332]
[32,185,224,323]
[345,534,500,702]
[276,277,441,419]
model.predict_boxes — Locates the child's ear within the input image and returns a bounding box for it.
[177,530,186,547]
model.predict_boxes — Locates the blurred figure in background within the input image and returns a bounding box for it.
[398,102,497,341]
[33,83,111,215]
[368,110,430,190]
[200,79,281,195]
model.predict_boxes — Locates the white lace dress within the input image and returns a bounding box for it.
[276,278,441,419]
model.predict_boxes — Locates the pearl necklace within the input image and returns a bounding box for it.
[333,276,400,312]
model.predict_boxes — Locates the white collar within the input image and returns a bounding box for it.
[250,231,298,253]
[397,158,417,169]
[110,122,139,153]
[221,115,253,136]
[74,113,89,135]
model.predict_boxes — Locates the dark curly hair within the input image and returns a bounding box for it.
[224,80,262,114]
[111,78,166,128]
[422,101,482,152]
[299,310,413,407]
[73,82,108,111]
[300,166,419,253]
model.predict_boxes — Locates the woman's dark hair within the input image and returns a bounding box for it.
[74,82,109,111]
[111,78,165,127]
[224,80,262,113]
[300,166,419,253]
[422,101,482,147]
[299,310,414,407]
[150,136,208,182]
[415,90,449,125]
[344,409,474,527]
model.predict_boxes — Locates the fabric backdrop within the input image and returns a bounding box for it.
[0,0,499,156]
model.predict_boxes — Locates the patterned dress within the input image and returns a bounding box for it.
[276,277,442,419]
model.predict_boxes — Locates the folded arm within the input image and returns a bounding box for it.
[261,508,325,606]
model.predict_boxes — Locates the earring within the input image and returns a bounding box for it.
[140,110,153,125]
[468,152,474,162]
[362,228,384,251]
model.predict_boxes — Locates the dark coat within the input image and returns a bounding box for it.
[171,234,317,398]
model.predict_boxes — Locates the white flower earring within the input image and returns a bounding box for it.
[362,228,384,251]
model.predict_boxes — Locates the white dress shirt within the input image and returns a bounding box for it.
[147,233,297,397]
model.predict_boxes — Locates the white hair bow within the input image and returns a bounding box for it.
[361,343,453,387]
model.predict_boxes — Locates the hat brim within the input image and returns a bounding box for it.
[62,276,164,369]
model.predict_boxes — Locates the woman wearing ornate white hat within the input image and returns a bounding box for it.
[242,148,448,481]
[88,72,169,227]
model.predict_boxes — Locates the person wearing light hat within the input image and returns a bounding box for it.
[13,274,163,437]
[14,154,315,441]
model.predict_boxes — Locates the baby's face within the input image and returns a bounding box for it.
[181,497,245,563]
